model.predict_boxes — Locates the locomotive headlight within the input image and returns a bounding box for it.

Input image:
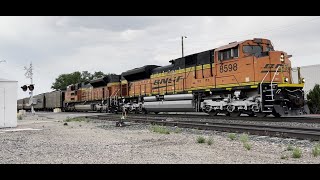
[302,78,306,83]
[280,54,285,63]
[284,77,289,82]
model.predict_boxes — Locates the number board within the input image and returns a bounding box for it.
[219,63,238,73]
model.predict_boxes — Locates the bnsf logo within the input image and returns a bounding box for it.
[261,64,289,73]
[154,76,183,85]
[264,64,286,68]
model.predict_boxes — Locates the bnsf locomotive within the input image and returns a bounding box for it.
[18,38,308,117]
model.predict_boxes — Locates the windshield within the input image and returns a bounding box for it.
[243,45,262,55]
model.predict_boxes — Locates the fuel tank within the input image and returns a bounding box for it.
[144,100,195,112]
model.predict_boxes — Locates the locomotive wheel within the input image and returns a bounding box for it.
[229,111,241,117]
[248,112,255,117]
[272,112,281,118]
[208,110,218,116]
[255,112,267,118]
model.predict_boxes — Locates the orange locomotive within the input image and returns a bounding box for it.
[64,38,307,117]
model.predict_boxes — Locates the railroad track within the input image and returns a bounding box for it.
[90,113,320,124]
[88,115,320,141]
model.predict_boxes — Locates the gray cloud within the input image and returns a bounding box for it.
[0,16,319,99]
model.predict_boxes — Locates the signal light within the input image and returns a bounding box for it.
[21,85,28,91]
[280,54,285,63]
[28,84,34,91]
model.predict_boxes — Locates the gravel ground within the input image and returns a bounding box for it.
[0,112,320,164]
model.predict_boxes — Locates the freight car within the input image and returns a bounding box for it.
[17,90,64,111]
[44,91,65,110]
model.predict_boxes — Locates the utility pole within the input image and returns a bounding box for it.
[24,62,35,114]
[182,36,187,57]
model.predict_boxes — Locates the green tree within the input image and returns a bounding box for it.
[81,71,92,82]
[51,71,82,90]
[51,71,117,90]
[91,71,106,79]
[307,84,320,114]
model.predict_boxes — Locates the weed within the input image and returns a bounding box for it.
[64,117,86,122]
[17,114,23,120]
[244,142,252,150]
[239,133,249,143]
[197,136,206,144]
[292,148,302,158]
[287,145,294,151]
[228,133,237,140]
[174,127,182,133]
[312,144,320,157]
[207,138,213,145]
[151,125,170,134]
[281,154,289,160]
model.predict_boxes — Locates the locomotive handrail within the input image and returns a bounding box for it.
[260,71,270,111]
[271,66,281,100]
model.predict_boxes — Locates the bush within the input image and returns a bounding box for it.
[292,148,302,158]
[207,138,213,145]
[151,125,170,134]
[244,143,252,150]
[240,133,249,143]
[228,133,237,140]
[312,144,320,157]
[307,84,320,114]
[197,136,206,144]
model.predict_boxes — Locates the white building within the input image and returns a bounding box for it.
[0,78,17,128]
[292,64,320,96]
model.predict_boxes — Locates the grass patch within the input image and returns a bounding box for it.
[228,133,237,140]
[207,138,213,145]
[312,144,320,157]
[150,125,170,134]
[243,142,252,150]
[292,147,302,158]
[287,145,294,151]
[17,114,23,120]
[197,136,206,144]
[64,117,87,122]
[239,133,249,143]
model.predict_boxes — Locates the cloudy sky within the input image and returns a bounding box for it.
[0,16,320,99]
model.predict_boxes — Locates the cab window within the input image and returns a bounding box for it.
[243,45,262,55]
[218,47,239,61]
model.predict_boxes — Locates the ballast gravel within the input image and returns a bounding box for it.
[0,112,319,164]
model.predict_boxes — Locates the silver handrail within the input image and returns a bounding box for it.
[271,66,281,100]
[260,71,270,94]
[260,71,270,111]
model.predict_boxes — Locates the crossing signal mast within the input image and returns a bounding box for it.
[22,62,35,114]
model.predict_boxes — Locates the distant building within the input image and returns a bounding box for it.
[292,64,320,96]
[0,78,17,128]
